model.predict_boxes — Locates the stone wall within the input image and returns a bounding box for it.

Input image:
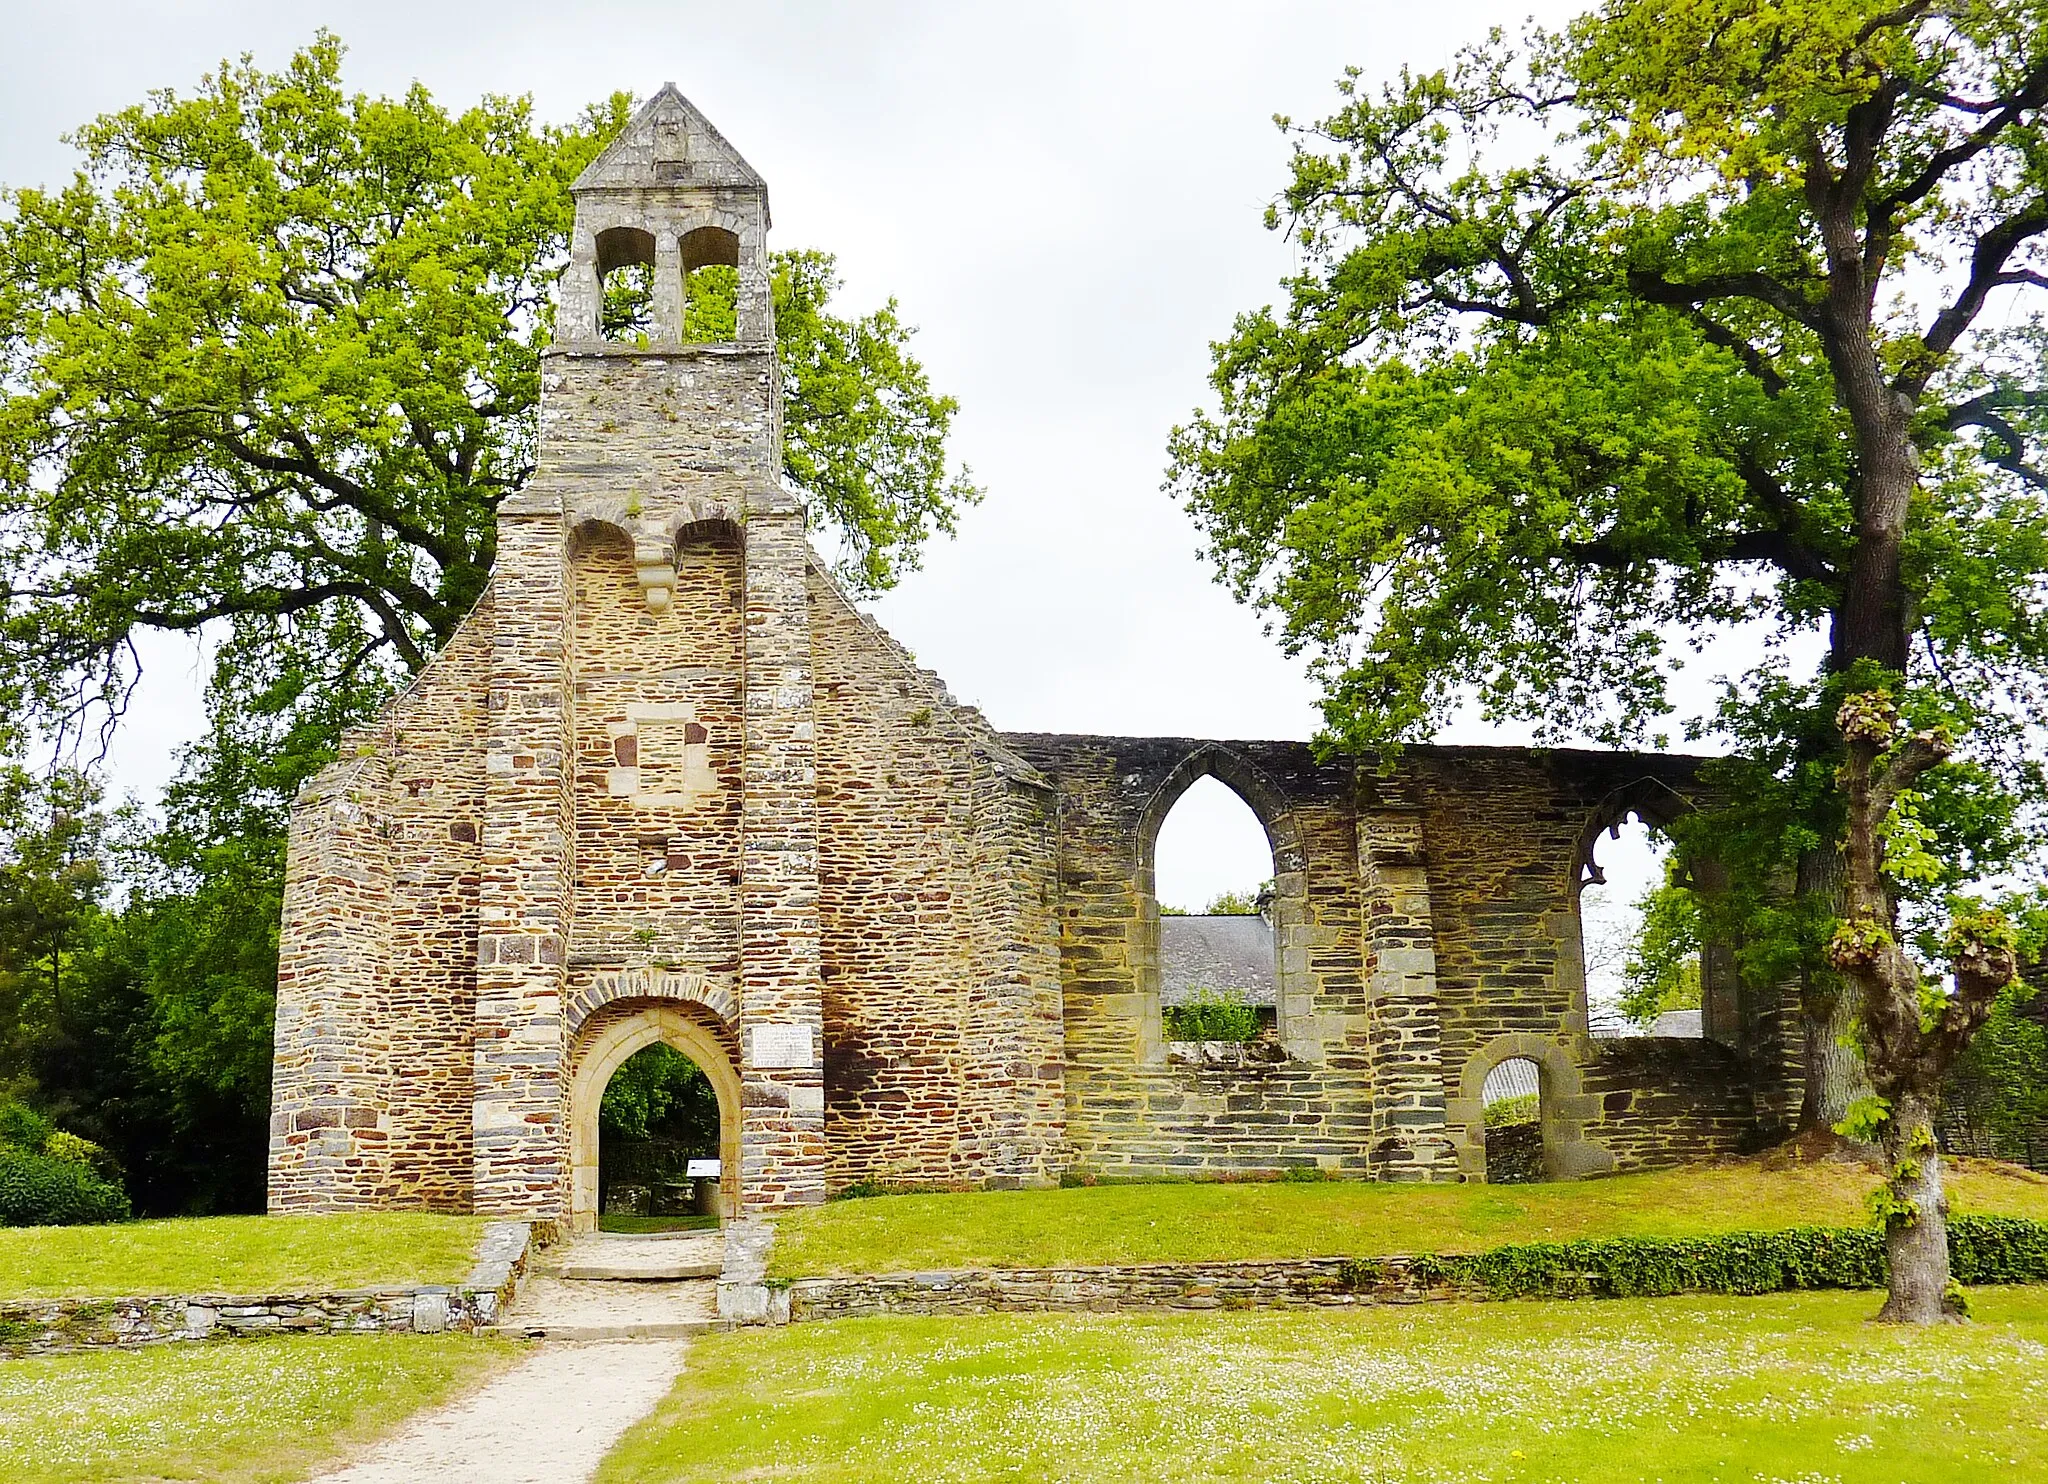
[812,572,1064,1189]
[0,1222,531,1357]
[785,1256,1457,1322]
[1004,736,1385,1180]
[269,85,1809,1225]
[1008,737,1794,1186]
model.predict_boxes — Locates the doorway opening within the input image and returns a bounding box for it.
[568,1004,741,1232]
[1482,1056,1545,1183]
[599,1043,723,1231]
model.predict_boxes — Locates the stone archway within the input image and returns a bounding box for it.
[1447,1032,1614,1183]
[1134,743,1321,1061]
[567,1002,744,1232]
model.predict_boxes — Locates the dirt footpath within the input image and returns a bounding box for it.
[310,1339,686,1484]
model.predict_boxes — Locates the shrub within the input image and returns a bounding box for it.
[0,1146,131,1226]
[0,1100,53,1153]
[1164,989,1262,1043]
[1392,1215,2048,1301]
[44,1130,125,1185]
[1483,1093,1538,1129]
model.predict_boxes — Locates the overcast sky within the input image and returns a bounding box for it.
[3,0,1670,922]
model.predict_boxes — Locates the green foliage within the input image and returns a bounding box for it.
[1162,989,1262,1043]
[1280,1165,1333,1183]
[1406,1215,2048,1302]
[683,265,738,343]
[1202,884,1269,916]
[0,33,977,749]
[0,1100,50,1153]
[0,769,267,1214]
[1835,1094,1894,1145]
[1618,868,1703,1028]
[0,1146,128,1226]
[602,260,657,342]
[599,1043,719,1148]
[1944,977,2048,1155]
[771,248,981,594]
[1483,1093,1539,1129]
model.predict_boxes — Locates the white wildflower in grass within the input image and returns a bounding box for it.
[0,1334,513,1484]
[593,1289,2048,1483]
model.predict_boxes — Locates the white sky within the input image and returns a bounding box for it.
[4,0,1684,919]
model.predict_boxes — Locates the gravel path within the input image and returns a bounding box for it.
[310,1339,686,1484]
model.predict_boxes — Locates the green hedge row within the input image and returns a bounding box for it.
[1383,1215,2048,1299]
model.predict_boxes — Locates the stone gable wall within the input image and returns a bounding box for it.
[810,571,1065,1189]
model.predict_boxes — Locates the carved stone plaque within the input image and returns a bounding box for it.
[750,1023,813,1069]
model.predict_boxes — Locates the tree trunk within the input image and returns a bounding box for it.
[1796,845,1869,1128]
[1804,980,1871,1129]
[1876,1093,1959,1324]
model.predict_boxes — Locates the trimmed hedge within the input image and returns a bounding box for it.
[0,1147,130,1227]
[1390,1214,2048,1300]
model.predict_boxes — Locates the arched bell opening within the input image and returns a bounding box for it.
[595,226,659,342]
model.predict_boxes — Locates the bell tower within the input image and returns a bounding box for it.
[471,87,827,1217]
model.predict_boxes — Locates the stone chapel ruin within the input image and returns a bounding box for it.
[267,88,1804,1227]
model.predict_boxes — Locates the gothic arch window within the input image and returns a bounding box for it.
[1136,748,1315,1062]
[1576,781,1715,1041]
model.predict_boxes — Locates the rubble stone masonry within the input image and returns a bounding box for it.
[269,87,1801,1223]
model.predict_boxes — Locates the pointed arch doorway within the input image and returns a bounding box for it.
[567,1003,743,1232]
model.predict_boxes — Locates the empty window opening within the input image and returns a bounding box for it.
[1581,813,1702,1038]
[680,226,741,344]
[1482,1057,1545,1184]
[597,226,658,342]
[598,1042,722,1231]
[1156,776,1278,1048]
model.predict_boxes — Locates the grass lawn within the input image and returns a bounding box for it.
[0,1213,489,1300]
[598,1287,2048,1483]
[771,1158,2048,1277]
[0,1332,515,1483]
[600,1214,720,1234]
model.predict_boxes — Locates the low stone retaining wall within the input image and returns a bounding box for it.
[786,1255,1450,1322]
[0,1220,533,1357]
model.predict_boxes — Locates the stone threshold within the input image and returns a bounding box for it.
[0,1220,533,1358]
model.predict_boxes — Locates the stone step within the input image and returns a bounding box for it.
[553,1257,723,1282]
[483,1317,732,1342]
[498,1275,721,1343]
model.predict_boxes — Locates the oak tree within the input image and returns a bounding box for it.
[0,34,977,755]
[1172,0,2048,1321]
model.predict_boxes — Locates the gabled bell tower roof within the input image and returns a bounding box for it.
[572,84,771,226]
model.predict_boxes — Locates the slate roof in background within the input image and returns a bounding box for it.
[1160,915,1276,1007]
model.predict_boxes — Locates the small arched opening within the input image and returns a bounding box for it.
[1481,1056,1546,1183]
[1138,748,1315,1061]
[569,1004,741,1232]
[596,226,658,342]
[679,225,741,344]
